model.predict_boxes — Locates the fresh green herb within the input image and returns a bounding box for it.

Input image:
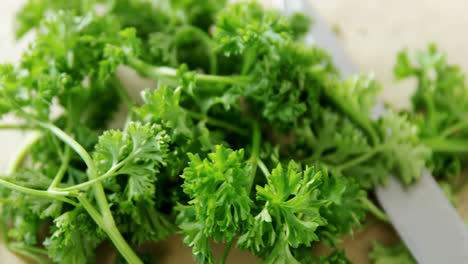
[0,0,432,263]
[395,44,468,179]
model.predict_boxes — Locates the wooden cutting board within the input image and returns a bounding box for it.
[2,0,468,263]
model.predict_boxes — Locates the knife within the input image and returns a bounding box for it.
[277,1,468,263]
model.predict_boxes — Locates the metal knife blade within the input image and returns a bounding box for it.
[278,1,468,263]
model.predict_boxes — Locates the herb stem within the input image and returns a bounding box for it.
[335,144,387,173]
[0,178,77,206]
[34,121,143,264]
[422,137,468,152]
[48,146,71,190]
[360,197,390,223]
[59,158,128,192]
[8,243,51,264]
[111,75,137,108]
[0,124,31,130]
[176,25,218,74]
[78,195,143,264]
[440,120,468,138]
[128,58,250,87]
[9,242,49,256]
[6,131,41,175]
[1,219,9,247]
[185,109,249,136]
[247,124,261,191]
[218,238,234,264]
[257,159,270,178]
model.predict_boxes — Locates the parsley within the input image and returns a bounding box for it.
[0,0,432,263]
[395,44,468,179]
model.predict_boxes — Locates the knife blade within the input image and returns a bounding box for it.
[278,1,468,263]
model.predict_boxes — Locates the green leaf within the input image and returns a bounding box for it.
[44,207,105,264]
[180,145,253,242]
[256,162,326,248]
[378,110,431,184]
[92,122,170,202]
[176,205,215,264]
[394,44,468,179]
[113,199,176,244]
[214,2,290,56]
[135,86,193,137]
[316,172,366,245]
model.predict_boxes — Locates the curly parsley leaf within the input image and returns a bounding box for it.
[395,44,468,179]
[44,207,106,264]
[180,146,253,242]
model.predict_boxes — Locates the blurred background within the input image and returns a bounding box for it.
[1,0,468,263]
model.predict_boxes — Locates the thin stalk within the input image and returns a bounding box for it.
[111,75,137,108]
[360,197,390,223]
[0,178,78,206]
[6,131,41,175]
[9,242,49,256]
[334,144,387,173]
[49,133,64,159]
[8,244,51,264]
[33,121,142,264]
[128,58,250,87]
[78,195,143,264]
[257,159,270,178]
[1,219,9,246]
[0,124,31,130]
[440,120,468,138]
[247,124,261,191]
[422,137,468,152]
[32,121,110,209]
[1,128,51,264]
[218,238,234,264]
[48,146,71,190]
[175,25,218,74]
[185,109,249,136]
[58,157,129,192]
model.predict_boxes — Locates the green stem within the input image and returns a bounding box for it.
[175,25,218,74]
[78,195,143,264]
[0,178,78,206]
[33,121,142,264]
[9,242,49,256]
[1,130,52,264]
[58,158,128,192]
[0,124,31,130]
[185,109,249,136]
[128,58,249,87]
[335,144,387,173]
[1,219,9,247]
[6,131,41,175]
[257,159,270,178]
[111,75,137,108]
[247,124,261,191]
[48,147,71,190]
[218,238,234,264]
[422,137,468,152]
[440,120,468,138]
[360,197,390,223]
[8,244,51,264]
[322,87,379,145]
